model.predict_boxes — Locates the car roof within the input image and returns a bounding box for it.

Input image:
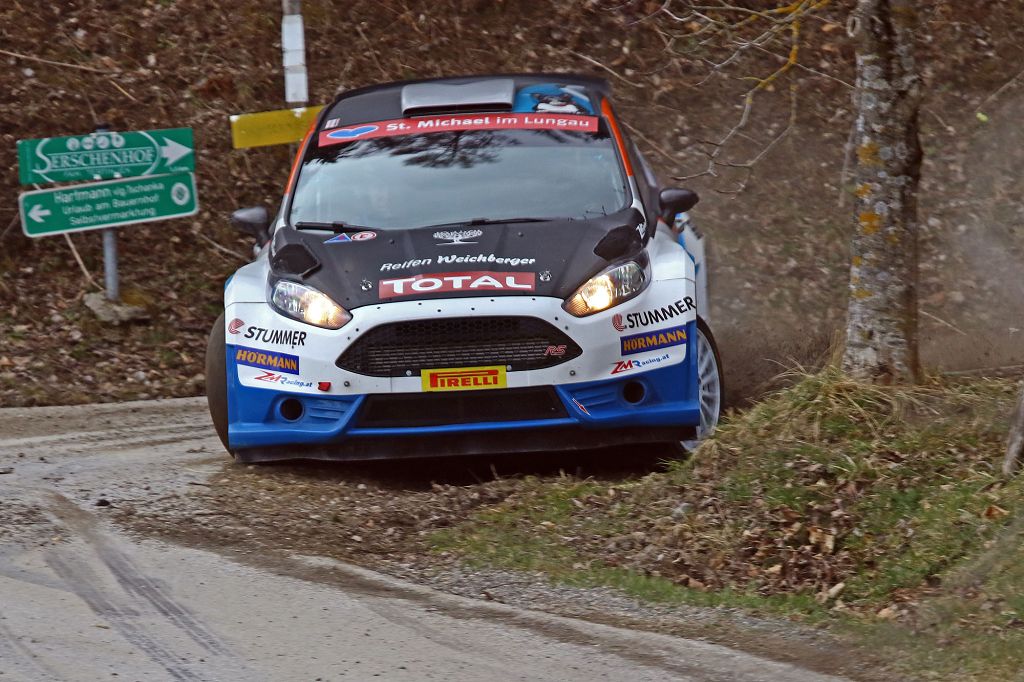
[320,73,611,128]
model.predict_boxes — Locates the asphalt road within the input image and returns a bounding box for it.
[0,398,848,682]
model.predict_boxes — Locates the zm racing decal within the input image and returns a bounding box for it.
[234,346,300,375]
[318,113,598,147]
[611,353,671,375]
[379,271,536,298]
[620,325,688,356]
[324,230,377,244]
[253,370,314,388]
[612,298,696,331]
[421,366,507,392]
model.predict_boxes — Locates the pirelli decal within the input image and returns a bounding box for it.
[234,345,300,375]
[421,366,507,392]
[619,325,688,356]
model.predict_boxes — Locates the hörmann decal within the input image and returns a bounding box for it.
[421,366,507,392]
[234,346,300,375]
[379,271,536,298]
[619,325,688,356]
[319,113,599,146]
[612,298,696,331]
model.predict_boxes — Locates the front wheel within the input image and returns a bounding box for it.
[673,320,723,454]
[205,312,231,454]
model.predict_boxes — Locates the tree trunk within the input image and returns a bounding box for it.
[841,0,923,383]
[1004,383,1024,476]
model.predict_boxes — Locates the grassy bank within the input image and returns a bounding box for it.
[431,370,1024,680]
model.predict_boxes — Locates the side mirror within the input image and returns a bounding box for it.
[659,188,699,222]
[230,206,270,246]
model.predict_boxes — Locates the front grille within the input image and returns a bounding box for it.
[355,387,567,428]
[337,316,582,377]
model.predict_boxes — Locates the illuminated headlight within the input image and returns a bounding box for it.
[269,280,350,329]
[564,261,649,317]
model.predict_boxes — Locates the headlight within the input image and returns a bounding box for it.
[269,280,350,329]
[563,261,649,317]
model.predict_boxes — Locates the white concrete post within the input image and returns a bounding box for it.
[282,1,308,107]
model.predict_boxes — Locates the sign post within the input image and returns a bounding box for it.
[17,126,197,305]
[95,123,119,302]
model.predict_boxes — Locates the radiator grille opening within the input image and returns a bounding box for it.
[337,316,582,377]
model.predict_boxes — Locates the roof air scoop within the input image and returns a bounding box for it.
[401,79,516,116]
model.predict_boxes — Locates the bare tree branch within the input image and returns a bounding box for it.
[0,47,113,74]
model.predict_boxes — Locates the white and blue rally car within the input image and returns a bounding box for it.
[206,73,722,462]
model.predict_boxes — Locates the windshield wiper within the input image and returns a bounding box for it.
[421,217,553,230]
[293,221,375,233]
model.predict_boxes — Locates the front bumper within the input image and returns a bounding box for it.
[224,284,701,459]
[226,319,699,460]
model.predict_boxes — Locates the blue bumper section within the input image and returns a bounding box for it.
[226,320,700,451]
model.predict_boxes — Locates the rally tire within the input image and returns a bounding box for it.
[671,319,723,455]
[205,312,231,454]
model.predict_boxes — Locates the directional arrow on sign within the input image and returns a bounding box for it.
[160,137,193,165]
[17,128,195,185]
[19,172,198,238]
[28,204,51,223]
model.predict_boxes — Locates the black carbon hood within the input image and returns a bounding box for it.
[268,207,646,310]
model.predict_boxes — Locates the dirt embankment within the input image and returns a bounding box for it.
[2,0,1024,408]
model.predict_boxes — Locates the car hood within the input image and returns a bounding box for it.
[268,207,646,310]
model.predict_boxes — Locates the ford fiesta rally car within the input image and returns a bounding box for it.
[206,74,723,462]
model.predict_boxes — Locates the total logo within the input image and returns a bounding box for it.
[610,353,671,375]
[379,271,535,298]
[253,370,314,388]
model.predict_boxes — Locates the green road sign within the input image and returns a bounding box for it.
[19,172,199,238]
[17,128,194,185]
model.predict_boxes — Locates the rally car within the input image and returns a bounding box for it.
[206,73,723,462]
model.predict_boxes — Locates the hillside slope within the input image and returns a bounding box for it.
[1,0,1023,406]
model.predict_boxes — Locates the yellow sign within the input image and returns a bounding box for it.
[421,366,507,392]
[229,106,324,149]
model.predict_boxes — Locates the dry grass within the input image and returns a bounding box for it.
[432,370,1024,678]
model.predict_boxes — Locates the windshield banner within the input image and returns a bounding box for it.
[318,113,599,147]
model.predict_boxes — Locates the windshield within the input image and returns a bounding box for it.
[288,126,629,229]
